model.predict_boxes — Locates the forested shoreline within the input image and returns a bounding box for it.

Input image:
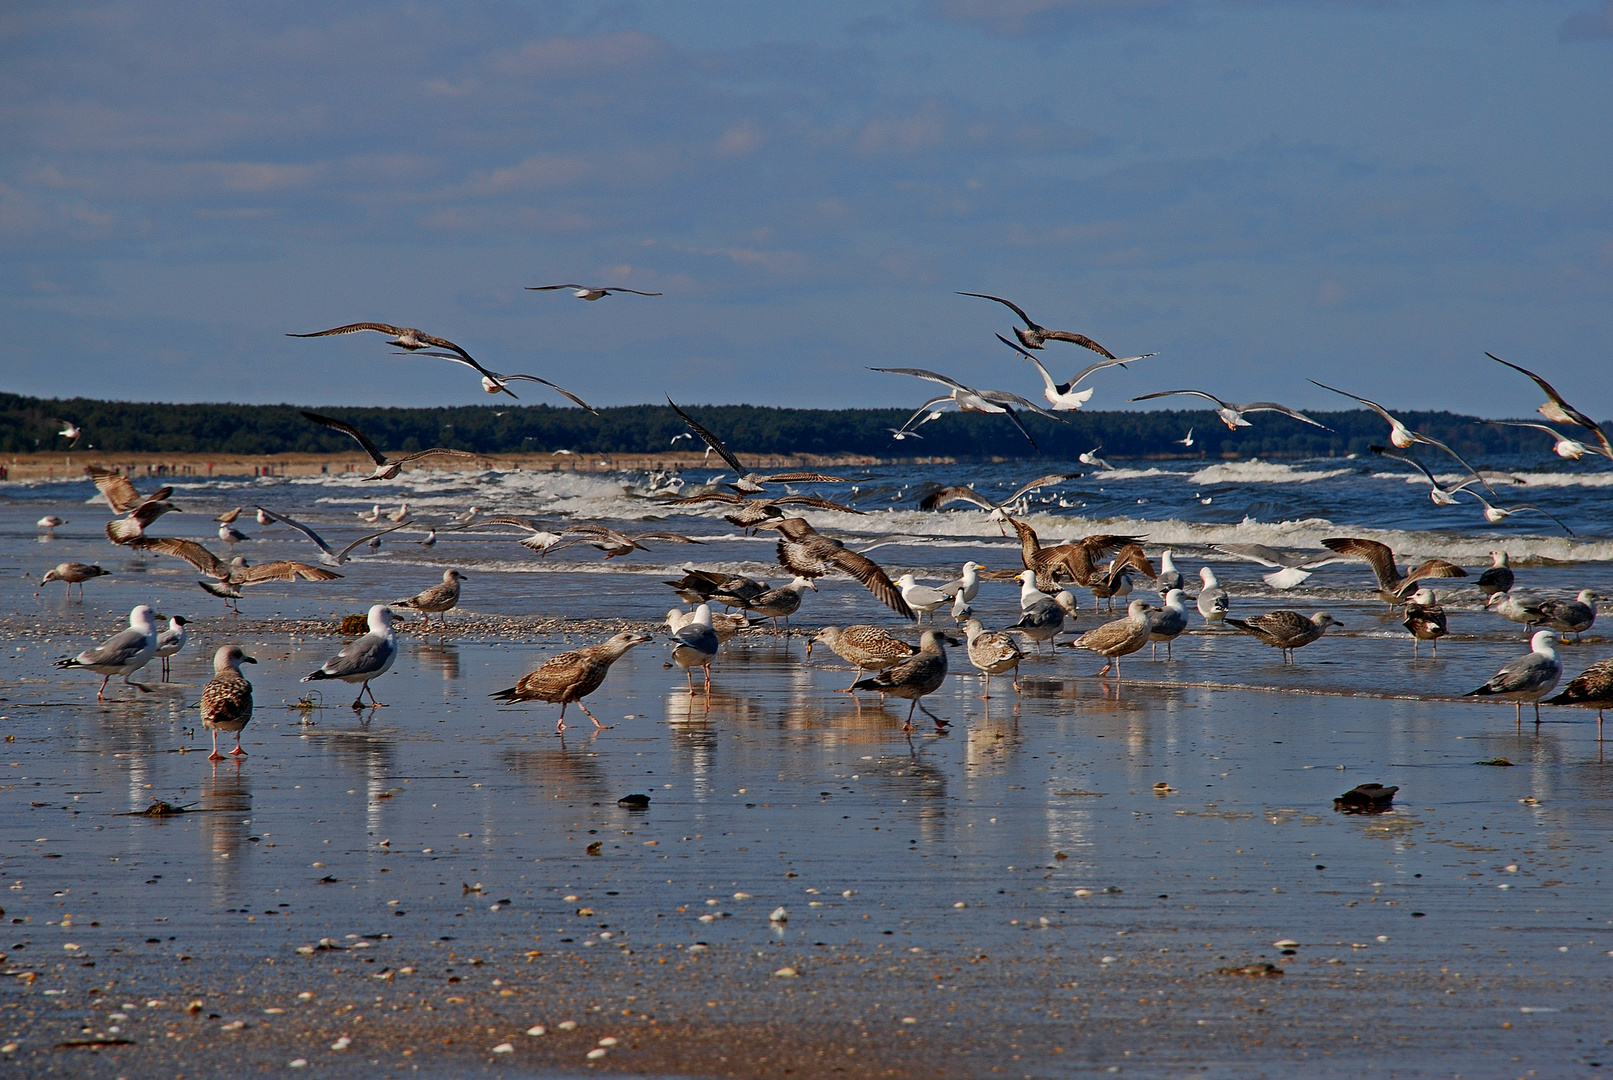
[0,391,1589,460]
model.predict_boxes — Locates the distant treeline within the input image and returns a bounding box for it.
[0,392,1597,461]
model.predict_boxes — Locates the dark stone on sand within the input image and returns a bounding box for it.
[618,793,651,808]
[1334,783,1398,813]
[1216,963,1284,977]
[1476,757,1514,766]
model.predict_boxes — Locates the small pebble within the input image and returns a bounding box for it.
[773,966,799,977]
[492,1043,514,1054]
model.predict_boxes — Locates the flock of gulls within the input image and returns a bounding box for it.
[37,287,1613,752]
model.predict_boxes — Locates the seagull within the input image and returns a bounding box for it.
[218,521,250,546]
[896,574,951,624]
[560,524,704,560]
[419,529,437,548]
[1156,550,1183,595]
[1178,428,1194,448]
[806,626,919,696]
[469,515,567,555]
[1149,589,1190,659]
[1485,420,1601,461]
[526,284,662,301]
[302,411,478,481]
[42,562,108,600]
[87,467,179,545]
[449,507,481,527]
[1129,390,1329,431]
[889,427,923,441]
[58,422,82,447]
[1008,518,1148,590]
[1487,353,1613,459]
[669,604,720,696]
[995,333,1154,411]
[661,569,768,609]
[1464,629,1562,725]
[1401,588,1448,659]
[1077,447,1111,470]
[216,507,242,524]
[357,505,383,523]
[742,576,817,633]
[918,473,1078,529]
[666,399,852,492]
[1310,379,1489,483]
[755,517,914,619]
[1545,657,1613,736]
[1486,591,1548,635]
[963,619,1024,698]
[251,506,412,566]
[1536,590,1599,642]
[1368,445,1496,506]
[1477,551,1514,597]
[1320,537,1467,605]
[937,561,986,604]
[201,645,256,759]
[286,322,520,398]
[1457,487,1575,536]
[1069,599,1154,677]
[490,631,653,731]
[1213,544,1346,590]
[55,605,160,699]
[36,515,67,530]
[386,503,410,522]
[400,351,598,411]
[1009,571,1066,655]
[958,292,1117,357]
[870,367,1063,449]
[393,569,468,627]
[666,490,863,532]
[301,604,401,709]
[256,508,275,528]
[852,630,957,731]
[1196,566,1229,624]
[670,433,694,446]
[139,537,343,610]
[1225,611,1343,664]
[154,615,189,680]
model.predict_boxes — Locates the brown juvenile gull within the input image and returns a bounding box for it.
[138,537,341,611]
[1465,629,1561,726]
[526,284,662,300]
[667,399,853,493]
[1321,537,1466,606]
[852,630,957,731]
[667,490,864,532]
[286,322,519,397]
[87,466,173,515]
[742,576,817,633]
[201,644,256,759]
[1226,610,1343,664]
[1068,599,1154,677]
[1400,588,1448,659]
[1008,517,1145,592]
[42,562,109,600]
[755,517,914,619]
[963,618,1024,698]
[98,484,180,545]
[54,605,159,699]
[663,568,768,608]
[216,506,243,524]
[1128,390,1328,432]
[1487,353,1613,459]
[957,291,1117,357]
[807,625,918,695]
[301,411,478,481]
[490,631,653,731]
[469,515,567,555]
[1545,657,1613,736]
[559,524,704,560]
[393,569,467,626]
[919,472,1079,531]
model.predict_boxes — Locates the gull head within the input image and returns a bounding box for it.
[1529,629,1559,655]
[368,605,397,633]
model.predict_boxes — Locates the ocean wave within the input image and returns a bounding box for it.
[1190,460,1352,485]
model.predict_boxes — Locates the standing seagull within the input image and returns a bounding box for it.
[219,521,250,546]
[1069,599,1154,677]
[1197,566,1229,624]
[201,645,256,759]
[1545,657,1613,737]
[995,333,1154,410]
[301,411,477,481]
[1009,571,1067,655]
[896,575,951,624]
[958,292,1118,357]
[393,569,467,627]
[490,631,653,732]
[1537,590,1599,642]
[1465,630,1562,725]
[55,605,160,700]
[963,618,1024,698]
[1149,589,1190,659]
[1225,610,1343,664]
[1400,588,1448,658]
[286,322,519,397]
[301,604,400,709]
[1129,390,1329,431]
[1321,537,1467,605]
[42,562,109,600]
[669,604,720,696]
[852,630,957,731]
[806,626,919,696]
[1156,550,1183,595]
[1488,353,1613,459]
[1477,551,1514,598]
[154,615,189,680]
[527,283,662,300]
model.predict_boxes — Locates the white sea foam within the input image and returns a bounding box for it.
[1190,460,1352,485]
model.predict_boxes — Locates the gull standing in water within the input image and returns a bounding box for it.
[42,562,109,600]
[896,574,951,624]
[958,292,1119,357]
[55,605,160,699]
[201,645,256,759]
[526,283,662,300]
[1157,550,1183,595]
[1196,566,1229,624]
[1465,630,1562,725]
[1009,570,1066,655]
[742,576,817,633]
[1545,658,1613,737]
[871,367,1064,449]
[1478,551,1514,597]
[1537,590,1599,642]
[490,632,653,731]
[218,521,250,546]
[807,626,918,696]
[1401,588,1448,658]
[37,515,67,530]
[302,605,401,709]
[302,411,478,481]
[995,333,1154,411]
[1069,599,1154,677]
[1149,589,1189,659]
[1226,610,1342,664]
[963,619,1024,698]
[154,615,189,680]
[1488,353,1613,459]
[669,604,720,696]
[1487,591,1547,636]
[287,322,520,397]
[1128,390,1328,431]
[852,630,956,731]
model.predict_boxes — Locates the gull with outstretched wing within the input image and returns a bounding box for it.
[996,334,1154,411]
[287,321,518,398]
[301,411,478,481]
[1128,389,1329,431]
[252,506,412,566]
[958,291,1117,357]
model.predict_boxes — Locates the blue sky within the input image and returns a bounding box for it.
[3,1,1611,416]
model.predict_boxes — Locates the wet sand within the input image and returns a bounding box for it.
[4,508,1613,1078]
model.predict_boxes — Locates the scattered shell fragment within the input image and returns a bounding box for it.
[492,1043,514,1054]
[526,1025,546,1036]
[586,1048,608,1060]
[558,1021,578,1031]
[773,966,799,977]
[769,906,789,922]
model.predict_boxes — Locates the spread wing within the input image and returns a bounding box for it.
[1308,379,1397,426]
[757,472,852,484]
[141,537,229,578]
[667,398,745,474]
[1129,389,1229,408]
[1487,352,1613,455]
[957,291,1036,329]
[774,493,864,515]
[605,288,661,297]
[1321,537,1399,590]
[919,485,994,512]
[334,519,414,561]
[496,374,598,413]
[869,367,970,392]
[86,467,144,513]
[286,322,403,339]
[236,561,343,584]
[1240,402,1331,430]
[253,506,335,561]
[1005,474,1080,504]
[1039,330,1116,360]
[629,532,704,545]
[394,447,479,466]
[301,411,386,465]
[822,542,914,620]
[976,389,1064,420]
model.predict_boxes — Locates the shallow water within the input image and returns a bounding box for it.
[2,462,1612,1077]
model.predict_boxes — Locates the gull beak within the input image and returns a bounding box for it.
[242,655,258,664]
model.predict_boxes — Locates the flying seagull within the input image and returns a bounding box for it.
[400,351,597,412]
[252,506,412,566]
[301,411,478,481]
[1368,444,1500,506]
[526,284,662,300]
[1457,487,1575,537]
[1487,353,1613,459]
[1128,390,1329,431]
[996,333,1154,411]
[957,292,1117,357]
[870,367,1063,449]
[919,473,1079,531]
[755,517,914,619]
[287,322,519,398]
[139,537,343,611]
[667,399,852,492]
[1309,379,1489,487]
[1484,420,1602,462]
[1320,536,1467,605]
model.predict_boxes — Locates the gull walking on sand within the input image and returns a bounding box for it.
[852,630,957,731]
[42,562,108,600]
[527,283,662,301]
[302,605,400,709]
[393,569,467,627]
[995,333,1154,411]
[55,605,160,700]
[1129,390,1328,431]
[1465,630,1562,725]
[1488,353,1613,459]
[669,604,720,696]
[201,645,256,759]
[1149,589,1189,659]
[958,292,1119,357]
[303,411,478,481]
[1226,611,1342,664]
[1401,588,1448,658]
[1545,658,1613,738]
[963,619,1024,698]
[1196,566,1229,624]
[807,626,918,696]
[490,632,653,732]
[154,615,189,680]
[1069,599,1154,677]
